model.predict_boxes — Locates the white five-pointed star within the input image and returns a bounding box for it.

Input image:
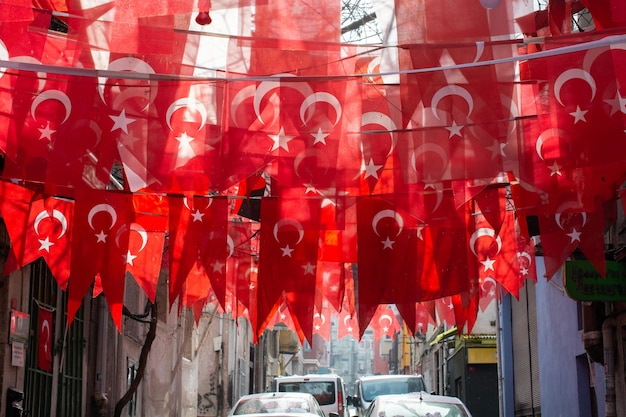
[567,227,582,242]
[281,245,294,257]
[520,267,529,276]
[176,132,196,156]
[422,174,438,190]
[446,120,463,138]
[363,158,383,179]
[211,260,225,273]
[481,256,496,272]
[191,209,205,222]
[269,127,295,152]
[548,161,562,176]
[95,230,108,243]
[38,122,56,142]
[312,128,329,145]
[38,236,54,252]
[569,106,588,123]
[486,140,506,159]
[381,236,395,249]
[110,109,136,133]
[302,262,316,275]
[125,250,137,265]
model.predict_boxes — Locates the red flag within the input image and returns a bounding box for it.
[356,197,420,335]
[0,182,73,289]
[312,303,332,342]
[37,304,53,372]
[69,189,133,331]
[257,198,319,339]
[539,196,606,280]
[369,304,400,341]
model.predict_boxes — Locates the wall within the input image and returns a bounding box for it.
[534,257,606,417]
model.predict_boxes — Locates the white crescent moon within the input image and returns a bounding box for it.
[227,235,235,258]
[230,84,256,127]
[343,314,352,327]
[293,149,331,179]
[468,227,502,257]
[473,41,485,62]
[555,201,587,230]
[182,196,213,211]
[31,90,72,124]
[273,218,305,245]
[582,36,626,74]
[34,209,68,239]
[367,56,382,79]
[379,313,393,327]
[253,74,314,125]
[553,69,596,107]
[314,312,326,325]
[72,119,103,149]
[42,319,50,351]
[535,128,566,161]
[0,39,7,77]
[361,111,397,157]
[411,143,451,179]
[300,92,342,126]
[115,222,148,252]
[244,267,258,279]
[10,56,46,92]
[500,93,519,134]
[87,203,117,230]
[165,97,208,131]
[431,85,474,121]
[517,251,533,266]
[481,276,497,291]
[372,209,404,237]
[98,57,157,111]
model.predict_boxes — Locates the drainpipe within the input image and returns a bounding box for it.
[602,317,616,417]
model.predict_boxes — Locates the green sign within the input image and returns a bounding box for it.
[564,260,626,302]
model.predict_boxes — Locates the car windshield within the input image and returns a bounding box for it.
[233,396,313,415]
[361,378,426,402]
[372,398,469,417]
[279,381,336,405]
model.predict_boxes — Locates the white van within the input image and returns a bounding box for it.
[272,374,348,417]
[347,374,428,417]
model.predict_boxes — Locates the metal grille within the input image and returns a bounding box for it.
[24,258,85,417]
[58,290,85,417]
[24,259,56,417]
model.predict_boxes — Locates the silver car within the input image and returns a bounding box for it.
[230,392,328,417]
[362,392,472,417]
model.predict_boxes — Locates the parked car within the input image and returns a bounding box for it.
[348,375,428,417]
[272,374,348,417]
[362,392,472,417]
[229,392,328,417]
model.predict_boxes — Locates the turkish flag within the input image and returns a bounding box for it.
[37,304,53,372]
[0,182,74,290]
[315,262,345,313]
[257,198,319,339]
[539,196,606,280]
[356,197,419,334]
[168,195,210,306]
[369,305,400,340]
[312,303,332,342]
[126,194,168,302]
[69,188,133,331]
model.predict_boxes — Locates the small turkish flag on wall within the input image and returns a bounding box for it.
[37,304,53,372]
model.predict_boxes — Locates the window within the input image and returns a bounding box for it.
[127,358,138,417]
